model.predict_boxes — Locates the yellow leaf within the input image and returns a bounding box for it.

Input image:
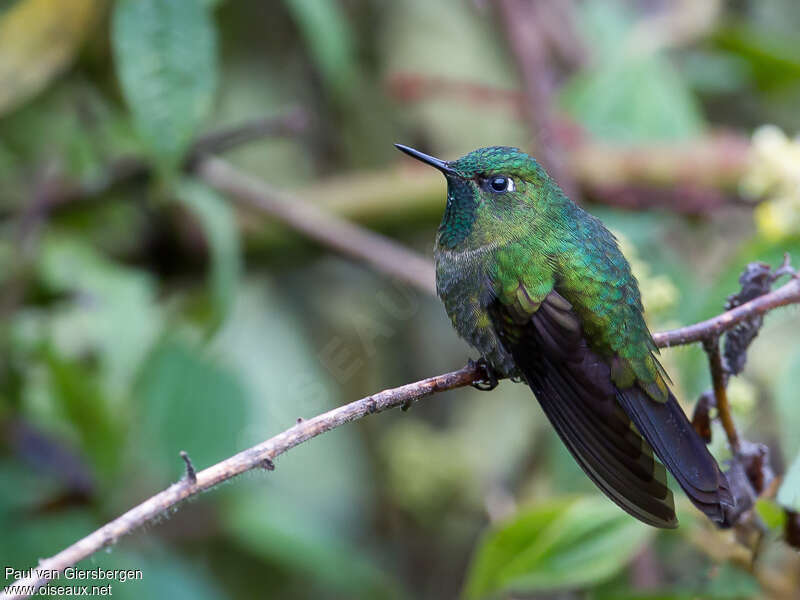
[0,0,102,115]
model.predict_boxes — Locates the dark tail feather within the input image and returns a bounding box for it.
[527,367,679,528]
[617,388,734,525]
[506,336,679,528]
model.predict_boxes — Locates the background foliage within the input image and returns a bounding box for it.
[1,0,799,598]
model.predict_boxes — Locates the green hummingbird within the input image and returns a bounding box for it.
[396,144,733,528]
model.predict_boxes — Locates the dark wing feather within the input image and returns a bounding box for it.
[490,290,731,528]
[616,387,733,522]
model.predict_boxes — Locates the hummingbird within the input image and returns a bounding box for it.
[395,144,733,528]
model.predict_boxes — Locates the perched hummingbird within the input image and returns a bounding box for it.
[396,144,733,528]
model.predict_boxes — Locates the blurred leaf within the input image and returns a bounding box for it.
[774,347,800,459]
[777,452,800,511]
[0,458,74,513]
[561,52,704,142]
[37,234,163,393]
[45,351,121,480]
[592,561,762,600]
[380,420,475,518]
[135,339,248,480]
[713,23,800,90]
[0,507,97,578]
[112,0,218,171]
[462,496,654,599]
[574,0,631,65]
[89,548,227,600]
[592,580,695,600]
[562,1,704,142]
[0,0,101,115]
[213,281,377,587]
[755,498,787,530]
[703,563,761,599]
[0,80,141,189]
[681,50,752,95]
[283,0,357,100]
[175,179,241,325]
[226,492,398,599]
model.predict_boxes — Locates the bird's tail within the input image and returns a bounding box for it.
[616,387,734,526]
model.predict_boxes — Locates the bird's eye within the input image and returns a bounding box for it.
[488,175,515,193]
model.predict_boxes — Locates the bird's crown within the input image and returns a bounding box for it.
[449,146,546,182]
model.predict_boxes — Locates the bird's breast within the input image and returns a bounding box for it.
[434,244,516,374]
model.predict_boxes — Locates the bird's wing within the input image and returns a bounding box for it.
[489,284,731,527]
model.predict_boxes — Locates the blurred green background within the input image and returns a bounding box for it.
[1,0,800,598]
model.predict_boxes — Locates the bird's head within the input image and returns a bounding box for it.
[395,144,554,250]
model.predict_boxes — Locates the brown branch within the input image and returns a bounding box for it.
[703,337,741,453]
[652,276,800,347]
[4,270,800,598]
[186,107,310,164]
[196,157,437,296]
[694,259,796,460]
[0,364,481,599]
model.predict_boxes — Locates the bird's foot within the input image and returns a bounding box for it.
[469,357,500,391]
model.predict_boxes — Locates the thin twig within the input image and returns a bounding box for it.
[703,337,740,453]
[772,252,797,281]
[4,274,800,598]
[179,451,197,484]
[186,107,310,164]
[0,364,480,599]
[196,157,437,295]
[653,276,800,347]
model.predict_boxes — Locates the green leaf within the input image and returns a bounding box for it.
[703,563,761,600]
[777,452,800,512]
[87,549,227,600]
[561,52,704,143]
[44,351,122,481]
[0,0,102,115]
[36,234,163,393]
[462,497,654,599]
[0,506,98,579]
[282,0,357,100]
[111,0,218,171]
[225,492,397,599]
[213,281,382,591]
[135,339,249,480]
[680,50,752,95]
[754,498,787,530]
[774,348,800,459]
[561,1,703,142]
[175,179,241,325]
[712,23,800,90]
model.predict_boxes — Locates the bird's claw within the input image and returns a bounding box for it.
[469,358,499,391]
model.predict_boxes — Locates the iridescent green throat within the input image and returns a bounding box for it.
[439,176,478,249]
